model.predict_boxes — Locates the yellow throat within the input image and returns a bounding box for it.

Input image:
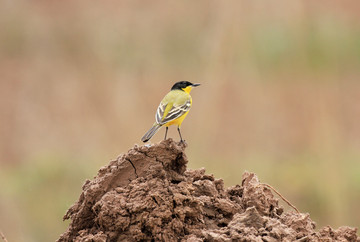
[182,86,192,94]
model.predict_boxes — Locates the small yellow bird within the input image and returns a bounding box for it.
[141,81,200,142]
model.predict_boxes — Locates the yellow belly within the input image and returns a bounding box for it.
[164,111,189,127]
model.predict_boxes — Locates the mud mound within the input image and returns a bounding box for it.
[58,139,359,241]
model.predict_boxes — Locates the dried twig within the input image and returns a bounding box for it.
[126,158,138,178]
[0,231,8,242]
[259,183,300,213]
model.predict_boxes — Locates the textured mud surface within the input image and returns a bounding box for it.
[58,139,359,241]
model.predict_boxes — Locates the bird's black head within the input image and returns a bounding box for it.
[171,81,200,91]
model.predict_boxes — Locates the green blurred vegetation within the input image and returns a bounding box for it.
[1,0,360,241]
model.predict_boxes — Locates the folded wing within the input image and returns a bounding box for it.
[156,99,191,125]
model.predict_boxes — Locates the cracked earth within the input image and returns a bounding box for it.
[58,139,359,241]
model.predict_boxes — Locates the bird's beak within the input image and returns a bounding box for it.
[192,83,201,87]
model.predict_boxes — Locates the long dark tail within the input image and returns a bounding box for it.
[141,124,162,142]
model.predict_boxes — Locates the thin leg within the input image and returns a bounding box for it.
[164,127,168,140]
[177,126,184,142]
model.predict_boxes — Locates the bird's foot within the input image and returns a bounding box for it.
[179,139,187,145]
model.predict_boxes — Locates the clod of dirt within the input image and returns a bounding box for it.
[58,139,359,241]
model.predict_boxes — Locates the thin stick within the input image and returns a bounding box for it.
[0,231,8,242]
[259,183,300,214]
[126,158,138,178]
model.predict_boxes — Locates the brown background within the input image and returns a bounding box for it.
[1,1,360,241]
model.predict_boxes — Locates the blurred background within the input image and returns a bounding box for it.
[1,0,360,241]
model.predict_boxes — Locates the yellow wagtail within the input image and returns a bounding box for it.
[141,81,200,142]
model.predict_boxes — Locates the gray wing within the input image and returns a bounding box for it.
[155,100,191,125]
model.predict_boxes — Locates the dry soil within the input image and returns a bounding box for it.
[58,139,359,241]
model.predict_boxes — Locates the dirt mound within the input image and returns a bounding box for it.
[58,139,359,241]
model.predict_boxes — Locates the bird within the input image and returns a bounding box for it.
[141,81,200,143]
